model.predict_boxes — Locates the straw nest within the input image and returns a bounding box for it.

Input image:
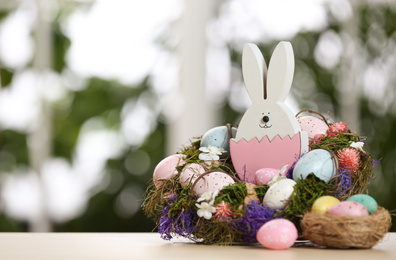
[300,207,392,249]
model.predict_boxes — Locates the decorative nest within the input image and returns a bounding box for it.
[300,207,392,249]
[142,112,387,246]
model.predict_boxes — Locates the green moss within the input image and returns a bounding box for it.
[254,184,269,201]
[309,132,361,152]
[280,174,333,225]
[215,182,247,209]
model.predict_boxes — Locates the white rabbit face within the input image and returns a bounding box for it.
[260,111,272,129]
[235,42,303,142]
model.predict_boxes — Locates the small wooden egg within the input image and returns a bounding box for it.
[153,154,186,188]
[347,194,378,214]
[293,149,337,183]
[263,179,296,210]
[298,116,329,139]
[312,196,340,213]
[327,201,369,217]
[257,219,298,250]
[192,171,235,196]
[200,126,237,157]
[179,163,206,188]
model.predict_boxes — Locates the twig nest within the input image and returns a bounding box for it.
[300,207,392,248]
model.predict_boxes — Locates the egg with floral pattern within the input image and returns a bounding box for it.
[256,219,298,250]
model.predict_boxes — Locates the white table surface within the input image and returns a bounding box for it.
[0,232,395,260]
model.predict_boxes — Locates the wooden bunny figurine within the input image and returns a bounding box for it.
[230,42,308,183]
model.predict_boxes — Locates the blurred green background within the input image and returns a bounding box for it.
[0,0,395,232]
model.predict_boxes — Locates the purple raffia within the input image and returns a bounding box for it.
[333,167,352,199]
[286,154,302,179]
[158,194,198,241]
[231,201,279,243]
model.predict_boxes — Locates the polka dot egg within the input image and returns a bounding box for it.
[256,219,298,250]
[298,116,329,139]
[153,154,186,188]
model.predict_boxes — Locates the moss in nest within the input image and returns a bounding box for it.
[309,132,360,152]
[254,184,269,201]
[192,218,243,245]
[214,182,247,210]
[178,138,201,163]
[142,176,183,222]
[280,174,333,225]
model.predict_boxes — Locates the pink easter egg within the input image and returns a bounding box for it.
[192,171,235,196]
[153,154,186,188]
[298,116,329,139]
[179,163,206,188]
[327,201,369,217]
[255,168,278,185]
[256,219,298,250]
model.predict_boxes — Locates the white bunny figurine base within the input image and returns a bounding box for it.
[230,42,308,183]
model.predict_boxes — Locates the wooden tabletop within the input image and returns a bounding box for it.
[0,232,395,260]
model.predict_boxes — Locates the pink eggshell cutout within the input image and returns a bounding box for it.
[255,168,278,185]
[257,219,298,250]
[179,164,206,188]
[230,133,302,183]
[327,201,369,217]
[298,116,329,139]
[153,154,186,188]
[192,171,235,196]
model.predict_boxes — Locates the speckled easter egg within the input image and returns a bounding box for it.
[179,163,206,188]
[255,168,279,185]
[192,171,235,196]
[256,219,298,250]
[312,196,340,213]
[298,116,329,139]
[293,149,337,183]
[200,126,237,157]
[327,201,369,216]
[263,179,296,210]
[347,194,378,215]
[153,154,186,188]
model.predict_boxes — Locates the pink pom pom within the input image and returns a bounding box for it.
[327,122,348,138]
[337,147,360,174]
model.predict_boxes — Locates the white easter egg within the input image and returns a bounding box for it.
[298,116,329,139]
[153,154,186,188]
[292,149,337,183]
[263,179,296,210]
[179,163,206,188]
[192,171,235,196]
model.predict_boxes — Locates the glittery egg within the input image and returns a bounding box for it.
[327,201,369,217]
[191,171,235,196]
[200,126,237,157]
[153,154,186,188]
[298,116,329,139]
[255,168,279,185]
[179,163,206,188]
[311,196,340,213]
[292,149,337,183]
[263,179,296,210]
[347,194,378,215]
[256,219,298,250]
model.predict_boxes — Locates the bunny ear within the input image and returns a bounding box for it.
[242,43,268,103]
[266,41,294,102]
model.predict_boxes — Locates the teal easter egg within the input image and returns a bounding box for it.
[201,126,237,156]
[347,194,378,214]
[292,149,337,183]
